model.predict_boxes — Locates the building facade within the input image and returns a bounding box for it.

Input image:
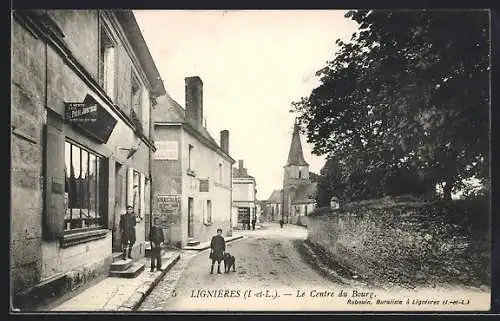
[11,10,165,308]
[152,76,235,248]
[282,121,317,225]
[264,189,283,223]
[232,160,258,230]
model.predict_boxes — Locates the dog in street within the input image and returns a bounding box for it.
[223,252,236,273]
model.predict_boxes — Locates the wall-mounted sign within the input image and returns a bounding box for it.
[65,94,117,144]
[156,194,181,229]
[65,96,98,123]
[154,141,178,160]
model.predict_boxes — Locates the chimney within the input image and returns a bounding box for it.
[220,130,229,153]
[239,160,244,171]
[185,76,203,128]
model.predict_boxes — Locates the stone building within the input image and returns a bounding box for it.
[152,76,235,248]
[282,120,317,225]
[11,10,165,309]
[264,189,283,222]
[232,160,258,230]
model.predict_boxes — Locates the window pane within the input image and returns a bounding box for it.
[71,145,81,225]
[88,154,97,225]
[81,150,89,227]
[65,142,71,229]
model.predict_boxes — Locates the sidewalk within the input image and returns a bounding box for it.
[50,233,244,311]
[50,250,180,311]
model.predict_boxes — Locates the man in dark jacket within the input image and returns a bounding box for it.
[149,217,165,272]
[210,228,226,274]
[120,205,137,260]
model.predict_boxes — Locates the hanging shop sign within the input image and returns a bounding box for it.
[65,94,118,144]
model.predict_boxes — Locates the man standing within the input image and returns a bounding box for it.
[120,205,137,260]
[209,228,226,274]
[251,216,256,231]
[149,217,164,272]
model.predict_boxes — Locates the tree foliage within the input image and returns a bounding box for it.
[293,10,490,201]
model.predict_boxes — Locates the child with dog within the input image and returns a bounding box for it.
[209,228,226,274]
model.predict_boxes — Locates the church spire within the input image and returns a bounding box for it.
[286,119,309,166]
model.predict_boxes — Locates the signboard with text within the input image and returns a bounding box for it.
[65,101,97,123]
[156,194,181,229]
[154,141,179,160]
[65,94,117,144]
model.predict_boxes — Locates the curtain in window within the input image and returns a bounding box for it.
[64,141,105,231]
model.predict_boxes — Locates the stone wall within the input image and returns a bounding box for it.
[11,17,46,297]
[307,196,490,288]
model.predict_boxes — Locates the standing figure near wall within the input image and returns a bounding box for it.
[120,205,137,260]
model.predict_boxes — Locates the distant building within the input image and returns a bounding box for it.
[282,120,317,225]
[232,160,257,230]
[152,76,235,248]
[11,10,165,308]
[264,189,283,222]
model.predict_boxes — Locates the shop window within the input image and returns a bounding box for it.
[99,26,116,100]
[65,141,106,231]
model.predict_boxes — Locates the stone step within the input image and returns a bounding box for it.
[187,239,200,246]
[109,263,145,278]
[112,252,125,262]
[109,258,133,272]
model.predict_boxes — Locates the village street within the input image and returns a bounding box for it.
[138,223,344,311]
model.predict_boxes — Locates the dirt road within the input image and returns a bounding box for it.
[139,223,490,312]
[139,223,342,311]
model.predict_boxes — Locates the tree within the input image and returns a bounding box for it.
[292,10,490,201]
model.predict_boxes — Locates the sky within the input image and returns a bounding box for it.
[133,10,360,200]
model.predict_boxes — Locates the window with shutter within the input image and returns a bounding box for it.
[199,179,209,192]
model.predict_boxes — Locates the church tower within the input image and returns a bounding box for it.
[282,119,310,221]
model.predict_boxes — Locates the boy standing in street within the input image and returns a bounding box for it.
[120,205,137,260]
[209,228,226,274]
[149,217,164,272]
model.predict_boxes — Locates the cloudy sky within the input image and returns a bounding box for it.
[134,10,360,199]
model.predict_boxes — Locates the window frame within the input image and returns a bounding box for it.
[131,70,142,117]
[132,170,142,217]
[188,144,194,170]
[64,139,107,234]
[98,22,117,101]
[206,200,212,224]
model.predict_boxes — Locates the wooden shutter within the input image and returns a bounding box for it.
[43,112,65,240]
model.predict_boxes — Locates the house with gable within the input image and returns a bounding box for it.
[152,76,235,247]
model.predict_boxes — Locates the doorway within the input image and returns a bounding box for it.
[188,197,194,238]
